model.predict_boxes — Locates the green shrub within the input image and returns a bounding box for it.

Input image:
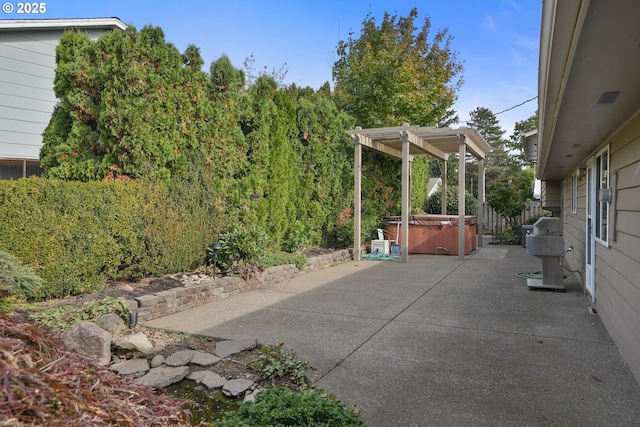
[282,220,313,253]
[216,387,365,427]
[0,250,43,301]
[426,186,478,216]
[260,252,307,270]
[217,224,268,273]
[29,297,131,331]
[249,343,308,382]
[526,209,553,224]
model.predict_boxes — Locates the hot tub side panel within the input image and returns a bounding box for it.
[383,216,477,255]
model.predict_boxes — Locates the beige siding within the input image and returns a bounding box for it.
[595,113,640,382]
[557,112,640,383]
[542,180,562,212]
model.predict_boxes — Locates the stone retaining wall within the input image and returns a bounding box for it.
[135,249,352,322]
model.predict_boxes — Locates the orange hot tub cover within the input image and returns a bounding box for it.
[383,215,477,255]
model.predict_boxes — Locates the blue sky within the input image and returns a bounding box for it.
[5,0,541,135]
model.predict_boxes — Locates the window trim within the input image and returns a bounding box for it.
[594,145,609,247]
[570,172,578,215]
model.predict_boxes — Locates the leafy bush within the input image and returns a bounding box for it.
[282,220,314,253]
[216,387,365,427]
[217,224,268,274]
[526,209,553,225]
[249,343,308,382]
[0,250,43,302]
[426,186,478,216]
[29,297,131,331]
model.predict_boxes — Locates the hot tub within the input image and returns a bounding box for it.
[383,215,477,255]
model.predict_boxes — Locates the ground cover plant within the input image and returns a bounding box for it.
[216,387,365,427]
[0,317,191,426]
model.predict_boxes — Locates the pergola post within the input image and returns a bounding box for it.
[477,158,485,248]
[441,159,447,215]
[458,135,466,260]
[401,129,411,263]
[353,131,362,261]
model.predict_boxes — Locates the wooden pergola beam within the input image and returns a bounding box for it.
[353,133,413,161]
[405,131,449,160]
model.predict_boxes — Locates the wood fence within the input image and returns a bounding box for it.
[482,201,543,238]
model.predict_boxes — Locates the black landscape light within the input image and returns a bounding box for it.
[207,242,223,277]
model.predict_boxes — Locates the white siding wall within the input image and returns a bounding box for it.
[0,29,58,159]
[0,26,117,161]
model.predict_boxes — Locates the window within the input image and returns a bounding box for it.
[571,173,578,214]
[595,146,609,245]
[0,159,42,180]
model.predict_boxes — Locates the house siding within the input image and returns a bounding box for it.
[561,112,640,382]
[0,23,122,167]
[541,180,561,213]
[0,29,59,160]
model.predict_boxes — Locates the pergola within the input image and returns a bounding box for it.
[347,124,490,261]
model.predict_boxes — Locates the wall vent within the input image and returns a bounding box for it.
[597,91,620,104]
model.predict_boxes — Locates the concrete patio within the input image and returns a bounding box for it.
[146,242,640,426]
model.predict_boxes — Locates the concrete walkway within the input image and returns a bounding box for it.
[146,244,640,426]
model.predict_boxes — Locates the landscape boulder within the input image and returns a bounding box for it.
[112,332,154,356]
[95,313,124,337]
[62,321,111,366]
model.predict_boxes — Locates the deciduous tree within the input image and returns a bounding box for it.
[333,7,463,128]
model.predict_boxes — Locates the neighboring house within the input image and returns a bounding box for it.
[427,177,441,198]
[532,0,640,383]
[0,18,126,179]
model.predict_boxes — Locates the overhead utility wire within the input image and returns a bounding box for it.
[460,95,538,126]
[493,95,538,115]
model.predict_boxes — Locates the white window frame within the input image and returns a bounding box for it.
[561,179,567,222]
[571,173,578,214]
[594,145,609,246]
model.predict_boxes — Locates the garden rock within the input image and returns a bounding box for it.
[214,338,257,358]
[112,332,154,355]
[95,313,124,336]
[110,358,149,375]
[150,354,164,368]
[222,378,255,397]
[62,321,111,366]
[133,365,189,388]
[191,350,221,366]
[187,371,226,390]
[164,349,194,366]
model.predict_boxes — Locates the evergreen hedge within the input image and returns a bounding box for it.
[0,175,222,298]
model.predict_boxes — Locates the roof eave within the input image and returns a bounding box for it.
[0,17,127,31]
